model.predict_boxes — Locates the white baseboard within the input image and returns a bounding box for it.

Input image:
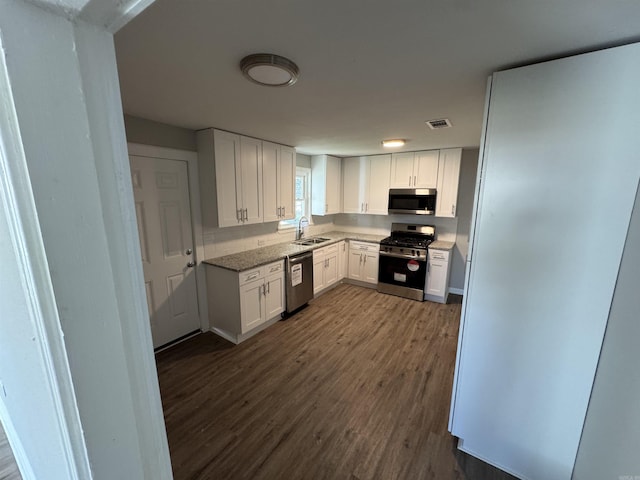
[449,287,464,295]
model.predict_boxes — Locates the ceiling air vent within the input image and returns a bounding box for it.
[426,118,452,130]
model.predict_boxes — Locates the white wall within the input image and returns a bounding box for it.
[572,180,640,479]
[124,114,197,151]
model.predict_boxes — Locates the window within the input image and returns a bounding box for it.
[280,167,311,229]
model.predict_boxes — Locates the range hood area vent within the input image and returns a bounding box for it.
[426,118,452,129]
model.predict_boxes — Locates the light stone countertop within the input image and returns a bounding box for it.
[203,231,387,272]
[429,240,455,251]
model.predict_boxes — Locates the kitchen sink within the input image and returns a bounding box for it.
[292,237,331,246]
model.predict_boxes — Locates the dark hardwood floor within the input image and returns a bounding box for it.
[157,283,515,480]
[0,421,21,480]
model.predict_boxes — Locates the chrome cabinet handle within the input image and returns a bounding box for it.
[408,175,411,186]
[262,283,267,296]
[282,206,285,217]
[365,203,368,212]
[245,208,249,221]
[414,175,416,186]
[187,261,195,268]
[247,272,259,281]
[267,282,270,294]
[451,204,456,216]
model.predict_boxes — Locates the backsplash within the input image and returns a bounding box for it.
[201,213,458,260]
[202,215,336,259]
[334,213,459,242]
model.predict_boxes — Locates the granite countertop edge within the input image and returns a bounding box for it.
[429,240,455,251]
[203,231,387,272]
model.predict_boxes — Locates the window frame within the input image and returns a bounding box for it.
[279,166,312,230]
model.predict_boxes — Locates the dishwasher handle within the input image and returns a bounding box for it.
[288,252,313,264]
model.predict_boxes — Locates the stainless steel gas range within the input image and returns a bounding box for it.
[377,223,435,301]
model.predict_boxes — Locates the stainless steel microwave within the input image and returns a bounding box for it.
[388,188,437,215]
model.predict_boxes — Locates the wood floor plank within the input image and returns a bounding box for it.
[0,421,21,480]
[156,283,516,480]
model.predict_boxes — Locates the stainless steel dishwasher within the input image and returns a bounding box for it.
[285,251,314,314]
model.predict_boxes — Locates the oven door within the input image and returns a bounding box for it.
[377,251,427,291]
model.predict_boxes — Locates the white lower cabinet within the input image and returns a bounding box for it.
[206,260,285,343]
[347,241,379,285]
[313,243,339,295]
[338,241,347,280]
[425,249,451,303]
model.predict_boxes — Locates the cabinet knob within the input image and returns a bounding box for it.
[187,261,195,268]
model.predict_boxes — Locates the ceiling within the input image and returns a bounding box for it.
[114,0,640,157]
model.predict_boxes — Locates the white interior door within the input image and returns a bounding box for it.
[130,155,200,348]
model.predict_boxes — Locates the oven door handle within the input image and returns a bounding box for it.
[379,251,424,261]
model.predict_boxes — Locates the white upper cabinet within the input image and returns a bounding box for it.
[367,155,391,214]
[239,136,263,225]
[390,150,439,188]
[197,128,293,228]
[414,150,440,188]
[279,146,295,220]
[435,148,462,218]
[263,142,295,222]
[311,155,342,215]
[342,157,362,214]
[341,155,390,215]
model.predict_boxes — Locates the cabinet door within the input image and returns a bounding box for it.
[279,146,295,220]
[426,259,447,297]
[239,136,263,224]
[325,252,339,287]
[240,278,264,333]
[213,129,242,227]
[342,157,363,213]
[338,241,347,280]
[390,152,415,188]
[414,150,440,188]
[366,155,391,214]
[262,141,279,223]
[326,155,342,214]
[435,148,462,218]
[313,252,325,294]
[362,251,379,284]
[348,250,363,280]
[265,272,285,319]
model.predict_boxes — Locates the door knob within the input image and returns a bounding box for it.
[187,261,195,268]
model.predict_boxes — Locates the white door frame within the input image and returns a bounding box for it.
[128,142,209,334]
[0,1,173,479]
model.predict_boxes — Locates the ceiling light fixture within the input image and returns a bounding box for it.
[382,139,405,148]
[240,53,299,87]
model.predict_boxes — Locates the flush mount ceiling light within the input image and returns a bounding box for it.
[240,53,299,87]
[382,139,405,148]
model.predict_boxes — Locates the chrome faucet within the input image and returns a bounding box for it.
[296,216,309,240]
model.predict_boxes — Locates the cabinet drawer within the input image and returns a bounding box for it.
[239,260,283,286]
[323,244,338,255]
[264,260,283,275]
[349,241,378,252]
[239,267,264,286]
[428,249,449,261]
